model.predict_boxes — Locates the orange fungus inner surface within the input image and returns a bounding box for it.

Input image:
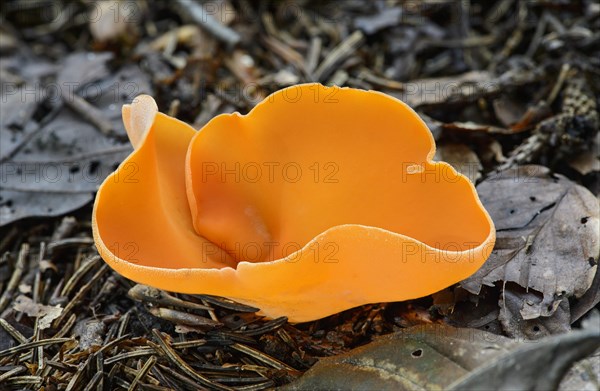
[186,85,490,264]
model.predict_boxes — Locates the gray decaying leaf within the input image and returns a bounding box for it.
[282,324,514,391]
[0,53,152,226]
[56,52,114,89]
[559,347,600,391]
[73,318,106,350]
[498,285,571,339]
[0,87,39,158]
[448,323,600,391]
[284,323,600,391]
[571,265,600,323]
[442,287,503,334]
[1,55,56,158]
[560,313,600,391]
[461,165,599,323]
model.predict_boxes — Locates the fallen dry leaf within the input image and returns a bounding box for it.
[498,284,571,339]
[284,323,600,391]
[434,143,482,182]
[462,166,599,325]
[493,95,527,127]
[559,347,600,391]
[448,319,600,390]
[56,52,113,89]
[0,53,152,226]
[73,318,106,350]
[558,309,600,391]
[479,139,506,165]
[13,295,62,330]
[568,132,600,175]
[282,324,513,391]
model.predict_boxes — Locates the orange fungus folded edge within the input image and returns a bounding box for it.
[92,83,496,323]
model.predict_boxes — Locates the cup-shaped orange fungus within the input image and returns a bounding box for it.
[92,84,495,322]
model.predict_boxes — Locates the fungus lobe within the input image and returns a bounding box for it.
[92,84,495,322]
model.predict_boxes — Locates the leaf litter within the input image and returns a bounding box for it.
[462,165,598,334]
[0,51,151,226]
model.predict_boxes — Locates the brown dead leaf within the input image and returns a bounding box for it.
[493,95,527,127]
[13,295,62,330]
[434,143,482,182]
[462,166,599,322]
[569,152,600,175]
[479,139,506,165]
[569,133,600,175]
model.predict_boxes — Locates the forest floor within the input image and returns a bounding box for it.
[0,1,599,390]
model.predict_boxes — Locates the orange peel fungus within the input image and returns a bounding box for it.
[92,84,496,322]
